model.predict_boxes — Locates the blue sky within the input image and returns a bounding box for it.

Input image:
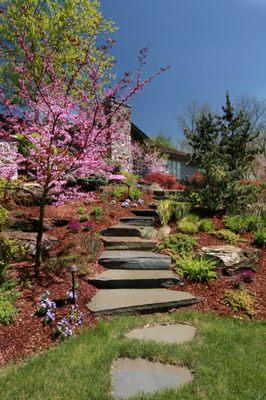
[102,0,266,142]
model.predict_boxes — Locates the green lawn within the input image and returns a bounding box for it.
[0,311,265,400]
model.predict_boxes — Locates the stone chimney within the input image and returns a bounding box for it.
[108,100,133,172]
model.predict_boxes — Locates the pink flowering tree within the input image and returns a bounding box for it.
[131,140,168,176]
[0,28,168,277]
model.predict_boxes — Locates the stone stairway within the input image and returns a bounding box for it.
[87,208,199,315]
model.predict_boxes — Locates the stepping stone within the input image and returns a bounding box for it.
[99,250,171,270]
[89,270,180,288]
[120,216,154,226]
[125,323,196,344]
[101,236,157,251]
[148,202,158,210]
[87,288,199,315]
[132,209,158,217]
[111,358,193,399]
[101,224,143,237]
[120,217,154,226]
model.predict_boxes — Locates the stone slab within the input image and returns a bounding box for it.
[0,231,58,256]
[98,250,171,270]
[132,209,158,217]
[87,288,199,315]
[201,245,261,275]
[101,236,157,251]
[125,323,196,344]
[101,225,143,237]
[120,217,155,226]
[111,358,193,399]
[89,269,180,288]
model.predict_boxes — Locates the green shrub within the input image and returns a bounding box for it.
[157,233,198,256]
[215,229,240,244]
[157,200,173,226]
[253,230,266,248]
[173,202,191,220]
[77,206,87,215]
[129,187,141,200]
[91,206,103,217]
[0,288,19,324]
[0,237,24,284]
[181,213,200,224]
[222,289,255,317]
[79,214,89,222]
[176,255,218,282]
[199,219,215,232]
[47,254,81,272]
[178,220,198,234]
[114,185,128,198]
[121,170,139,187]
[224,215,262,233]
[0,206,8,230]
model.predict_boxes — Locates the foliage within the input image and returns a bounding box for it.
[0,236,23,284]
[157,200,173,226]
[176,255,218,282]
[152,131,176,149]
[46,254,81,272]
[157,233,198,256]
[215,229,240,245]
[181,213,200,224]
[79,214,89,223]
[178,220,199,234]
[224,214,263,233]
[222,289,255,317]
[129,187,141,200]
[145,171,183,189]
[0,206,8,230]
[185,93,262,213]
[199,219,215,232]
[68,219,81,233]
[35,290,56,324]
[121,170,139,188]
[253,229,266,248]
[114,185,128,198]
[241,269,255,284]
[0,287,19,324]
[173,202,191,219]
[56,305,83,340]
[0,0,116,94]
[77,207,87,215]
[91,206,103,217]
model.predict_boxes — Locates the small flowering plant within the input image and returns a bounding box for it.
[56,318,73,339]
[68,305,84,327]
[56,306,83,340]
[241,269,255,284]
[121,199,131,208]
[68,218,81,233]
[67,290,78,302]
[35,290,56,324]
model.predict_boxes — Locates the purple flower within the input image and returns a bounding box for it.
[67,290,78,300]
[241,269,255,284]
[68,218,81,233]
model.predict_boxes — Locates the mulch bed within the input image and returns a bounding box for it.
[0,198,265,366]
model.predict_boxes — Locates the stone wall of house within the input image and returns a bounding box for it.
[110,102,133,172]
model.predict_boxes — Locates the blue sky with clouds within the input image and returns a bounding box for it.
[102,0,266,142]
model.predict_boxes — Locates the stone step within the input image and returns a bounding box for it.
[148,203,158,210]
[132,209,158,217]
[101,236,157,251]
[101,224,142,237]
[120,217,155,226]
[87,288,200,315]
[99,250,171,270]
[89,270,180,289]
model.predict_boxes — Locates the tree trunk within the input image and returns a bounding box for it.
[35,191,47,279]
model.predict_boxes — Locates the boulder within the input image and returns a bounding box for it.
[0,231,58,256]
[140,227,158,239]
[201,245,261,275]
[157,226,171,241]
[8,216,53,232]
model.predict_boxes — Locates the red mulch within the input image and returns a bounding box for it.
[0,198,265,366]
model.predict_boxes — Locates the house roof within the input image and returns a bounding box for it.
[131,122,189,160]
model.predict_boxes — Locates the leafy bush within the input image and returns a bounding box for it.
[173,202,191,220]
[253,230,266,248]
[176,255,218,282]
[47,254,81,272]
[181,213,200,224]
[129,187,141,200]
[199,219,215,232]
[0,288,19,324]
[157,200,173,226]
[145,172,185,190]
[77,206,87,215]
[178,220,198,234]
[0,236,24,284]
[0,206,8,230]
[224,215,262,233]
[91,206,103,217]
[215,229,240,244]
[79,214,89,222]
[222,289,255,317]
[114,185,128,198]
[121,170,139,188]
[157,233,198,256]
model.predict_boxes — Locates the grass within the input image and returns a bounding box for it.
[0,311,265,400]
